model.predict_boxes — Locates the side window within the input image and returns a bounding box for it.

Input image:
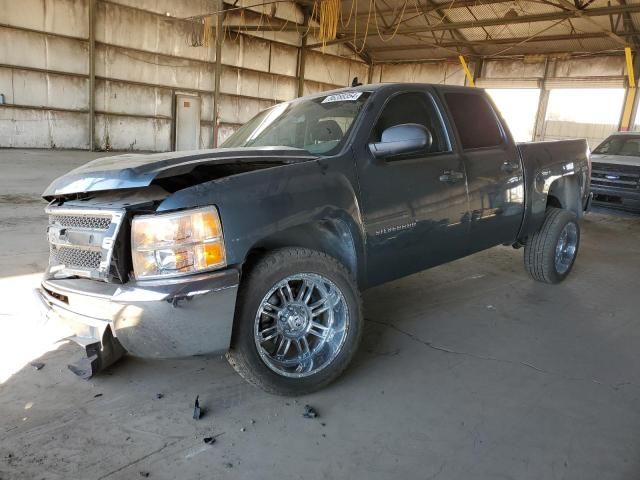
[373,92,450,154]
[444,92,504,149]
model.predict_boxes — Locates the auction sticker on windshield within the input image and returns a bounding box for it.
[322,92,363,103]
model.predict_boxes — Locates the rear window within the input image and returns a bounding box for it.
[444,92,504,149]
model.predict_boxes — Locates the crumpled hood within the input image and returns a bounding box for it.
[43,147,317,198]
[591,154,640,168]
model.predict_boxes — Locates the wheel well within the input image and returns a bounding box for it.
[546,175,582,218]
[243,220,360,285]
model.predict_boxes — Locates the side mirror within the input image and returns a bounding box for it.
[368,123,432,159]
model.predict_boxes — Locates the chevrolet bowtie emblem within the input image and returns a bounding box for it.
[47,226,68,242]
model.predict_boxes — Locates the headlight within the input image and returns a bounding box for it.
[131,207,226,279]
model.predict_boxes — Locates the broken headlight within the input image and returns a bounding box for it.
[131,207,226,280]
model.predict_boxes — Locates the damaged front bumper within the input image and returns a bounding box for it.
[34,268,239,372]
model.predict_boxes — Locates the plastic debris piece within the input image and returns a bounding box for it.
[31,362,45,371]
[94,393,103,398]
[155,393,164,399]
[193,395,201,420]
[139,472,150,478]
[224,462,233,468]
[203,437,216,445]
[240,427,245,432]
[302,405,318,419]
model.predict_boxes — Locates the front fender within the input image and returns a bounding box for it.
[157,157,366,282]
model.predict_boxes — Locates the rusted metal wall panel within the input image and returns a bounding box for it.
[377,62,468,85]
[0,107,89,149]
[220,68,296,102]
[95,44,216,92]
[555,56,625,78]
[0,28,89,75]
[96,1,217,64]
[95,114,171,151]
[484,58,547,80]
[0,67,88,110]
[304,50,367,87]
[0,0,89,38]
[96,79,172,117]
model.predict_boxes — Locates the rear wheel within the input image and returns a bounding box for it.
[524,207,580,284]
[226,248,362,396]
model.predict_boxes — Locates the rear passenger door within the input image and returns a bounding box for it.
[440,89,525,252]
[354,89,470,287]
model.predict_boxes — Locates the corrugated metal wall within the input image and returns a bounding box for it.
[0,0,369,150]
[0,1,632,151]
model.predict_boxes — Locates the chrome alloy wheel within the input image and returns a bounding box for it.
[253,273,349,378]
[554,222,578,274]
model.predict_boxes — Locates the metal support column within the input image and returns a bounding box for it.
[296,11,309,98]
[533,57,553,142]
[473,57,484,84]
[89,0,96,151]
[619,47,638,131]
[212,0,224,147]
[367,62,374,84]
[459,55,475,87]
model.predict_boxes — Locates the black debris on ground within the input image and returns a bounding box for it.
[155,393,164,399]
[302,405,318,419]
[193,395,202,420]
[203,437,216,445]
[94,393,103,398]
[224,462,233,469]
[139,472,150,477]
[30,362,45,371]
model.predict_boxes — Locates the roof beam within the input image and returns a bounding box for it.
[366,31,635,51]
[352,0,518,19]
[303,3,640,48]
[554,0,628,45]
[415,0,481,56]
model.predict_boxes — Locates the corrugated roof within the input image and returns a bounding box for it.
[297,0,640,61]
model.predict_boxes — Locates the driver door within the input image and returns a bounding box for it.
[354,89,470,287]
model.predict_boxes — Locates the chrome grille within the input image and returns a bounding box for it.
[49,214,111,231]
[45,206,125,281]
[50,245,102,270]
[591,162,640,192]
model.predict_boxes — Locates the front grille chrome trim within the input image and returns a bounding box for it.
[45,205,125,281]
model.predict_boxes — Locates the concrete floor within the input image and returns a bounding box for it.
[1,149,639,480]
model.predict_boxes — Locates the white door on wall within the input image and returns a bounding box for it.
[175,94,201,150]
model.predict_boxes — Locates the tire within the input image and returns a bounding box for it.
[524,207,581,284]
[226,248,363,396]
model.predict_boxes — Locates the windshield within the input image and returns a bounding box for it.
[221,91,371,155]
[593,136,640,158]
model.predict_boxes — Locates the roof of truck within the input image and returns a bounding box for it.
[324,82,475,93]
[292,82,477,104]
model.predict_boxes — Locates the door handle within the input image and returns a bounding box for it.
[501,162,519,173]
[439,170,464,183]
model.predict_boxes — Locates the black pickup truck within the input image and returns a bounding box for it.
[36,84,591,395]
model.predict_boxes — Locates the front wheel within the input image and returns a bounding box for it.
[226,248,362,396]
[524,207,581,284]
